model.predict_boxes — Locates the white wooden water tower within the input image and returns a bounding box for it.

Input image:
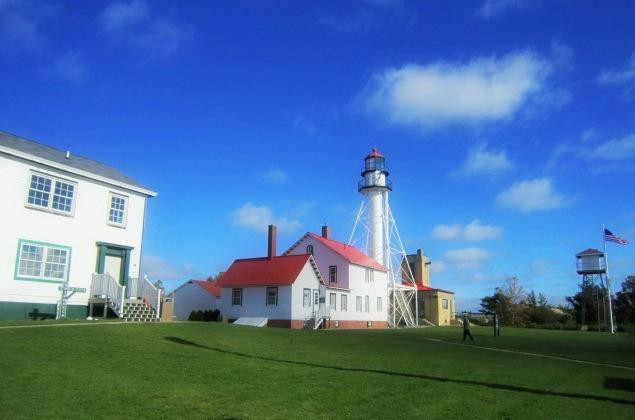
[575,248,608,331]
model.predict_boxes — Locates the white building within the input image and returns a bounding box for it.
[0,130,157,321]
[219,225,389,329]
[170,280,221,321]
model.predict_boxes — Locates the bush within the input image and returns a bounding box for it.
[188,309,221,322]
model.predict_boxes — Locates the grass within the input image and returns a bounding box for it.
[0,322,634,419]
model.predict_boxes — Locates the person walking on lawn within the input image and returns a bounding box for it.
[462,313,474,341]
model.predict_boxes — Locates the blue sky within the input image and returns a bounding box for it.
[2,0,634,310]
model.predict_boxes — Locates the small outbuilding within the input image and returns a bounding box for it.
[170,280,221,321]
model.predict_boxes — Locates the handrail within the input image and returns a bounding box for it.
[128,276,162,318]
[91,273,125,317]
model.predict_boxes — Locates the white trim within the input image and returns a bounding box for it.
[24,170,77,217]
[0,145,158,197]
[106,191,128,228]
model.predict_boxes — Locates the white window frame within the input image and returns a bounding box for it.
[303,288,311,307]
[365,295,370,313]
[14,239,71,284]
[306,245,314,255]
[25,171,77,216]
[232,288,242,306]
[442,298,448,309]
[377,297,382,312]
[107,192,128,228]
[329,292,336,310]
[341,294,347,312]
[329,265,337,283]
[356,296,362,312]
[266,287,278,306]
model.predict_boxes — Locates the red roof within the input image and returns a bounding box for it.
[307,233,388,271]
[218,254,312,287]
[367,148,384,158]
[193,280,221,298]
[403,280,455,294]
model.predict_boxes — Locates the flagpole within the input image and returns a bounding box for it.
[603,224,615,334]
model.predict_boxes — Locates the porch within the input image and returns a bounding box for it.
[89,274,162,322]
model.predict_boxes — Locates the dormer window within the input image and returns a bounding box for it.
[108,193,128,227]
[306,245,314,255]
[26,172,75,215]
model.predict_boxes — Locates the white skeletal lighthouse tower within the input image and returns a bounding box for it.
[349,148,418,327]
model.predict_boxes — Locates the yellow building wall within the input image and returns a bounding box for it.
[419,291,455,326]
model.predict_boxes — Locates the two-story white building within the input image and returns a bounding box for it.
[219,225,389,329]
[0,130,158,321]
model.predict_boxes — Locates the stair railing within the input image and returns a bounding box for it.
[128,276,162,319]
[91,273,125,317]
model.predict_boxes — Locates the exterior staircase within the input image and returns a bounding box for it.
[122,299,160,322]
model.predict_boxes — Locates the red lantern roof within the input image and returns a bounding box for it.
[366,148,384,158]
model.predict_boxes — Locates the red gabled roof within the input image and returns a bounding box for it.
[218,254,313,287]
[306,233,388,271]
[403,280,455,294]
[193,280,221,298]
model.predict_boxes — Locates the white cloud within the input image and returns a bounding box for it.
[100,0,192,59]
[263,169,289,184]
[457,143,514,176]
[359,51,552,129]
[429,260,445,275]
[100,0,149,34]
[475,0,528,20]
[231,203,302,234]
[597,53,635,85]
[497,177,568,212]
[550,39,574,70]
[46,51,87,83]
[432,220,502,242]
[140,255,196,282]
[0,0,56,51]
[584,134,635,161]
[445,247,495,269]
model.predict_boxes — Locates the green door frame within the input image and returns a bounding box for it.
[96,242,134,287]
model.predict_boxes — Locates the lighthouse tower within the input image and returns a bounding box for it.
[358,148,391,265]
[350,148,418,327]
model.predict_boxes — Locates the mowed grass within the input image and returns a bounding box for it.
[0,322,634,419]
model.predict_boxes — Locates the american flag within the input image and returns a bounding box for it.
[604,228,629,245]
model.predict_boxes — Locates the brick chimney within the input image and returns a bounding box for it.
[268,225,277,259]
[321,225,330,239]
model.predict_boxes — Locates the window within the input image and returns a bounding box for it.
[442,299,448,310]
[303,288,311,307]
[341,294,347,312]
[314,290,319,306]
[329,266,337,283]
[232,288,242,306]
[329,292,336,310]
[365,268,374,283]
[15,240,70,283]
[108,193,128,226]
[27,173,76,215]
[365,295,370,313]
[306,245,314,255]
[356,296,362,312]
[266,287,278,306]
[377,297,382,312]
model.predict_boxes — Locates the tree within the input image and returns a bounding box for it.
[566,277,606,327]
[614,276,635,326]
[480,289,512,326]
[525,290,557,325]
[502,277,526,327]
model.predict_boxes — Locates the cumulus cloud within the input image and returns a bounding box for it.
[100,0,193,59]
[456,143,514,176]
[0,0,57,51]
[597,53,635,86]
[432,220,502,242]
[475,0,529,20]
[231,203,302,234]
[445,247,495,269]
[359,51,553,129]
[497,177,568,212]
[263,169,289,184]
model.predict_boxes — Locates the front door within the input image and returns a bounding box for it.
[104,255,123,284]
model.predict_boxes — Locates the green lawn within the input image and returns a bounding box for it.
[1,322,634,419]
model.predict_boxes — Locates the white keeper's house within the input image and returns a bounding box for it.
[170,279,222,321]
[0,130,159,321]
[219,224,389,329]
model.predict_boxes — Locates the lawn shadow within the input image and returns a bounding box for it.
[165,337,635,406]
[605,377,635,393]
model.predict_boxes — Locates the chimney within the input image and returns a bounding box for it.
[321,225,330,239]
[267,225,277,259]
[65,151,71,159]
